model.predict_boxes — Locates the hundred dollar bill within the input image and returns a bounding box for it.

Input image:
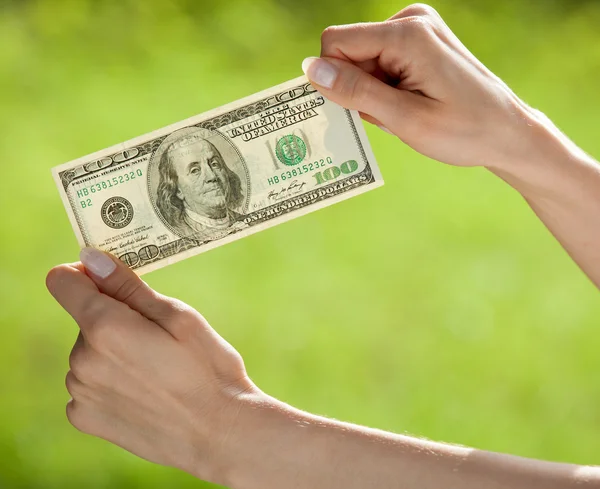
[52,76,383,274]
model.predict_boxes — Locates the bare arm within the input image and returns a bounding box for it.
[218,394,600,489]
[490,121,600,289]
[301,4,600,288]
[46,249,600,489]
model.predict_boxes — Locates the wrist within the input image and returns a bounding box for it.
[214,393,307,489]
[206,392,333,489]
[172,383,269,485]
[186,388,294,488]
[487,107,598,201]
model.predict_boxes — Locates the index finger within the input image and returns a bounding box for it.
[320,22,391,61]
[46,263,109,326]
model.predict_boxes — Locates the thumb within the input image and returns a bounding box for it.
[301,56,416,133]
[79,247,179,329]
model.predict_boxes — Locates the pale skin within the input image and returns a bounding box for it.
[46,4,600,489]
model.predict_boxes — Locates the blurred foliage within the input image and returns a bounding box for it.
[1,0,600,488]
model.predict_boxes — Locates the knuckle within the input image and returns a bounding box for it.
[65,371,81,397]
[334,67,375,109]
[161,295,194,317]
[66,400,90,434]
[407,16,430,32]
[112,276,144,304]
[45,264,71,294]
[76,295,117,348]
[151,294,188,321]
[173,304,207,339]
[401,3,438,18]
[397,16,434,40]
[68,347,85,376]
[320,24,354,53]
[85,318,114,351]
[348,75,373,107]
[320,25,340,43]
[68,348,99,384]
[79,293,110,325]
[166,297,194,317]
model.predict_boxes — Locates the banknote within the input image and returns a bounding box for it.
[52,76,383,274]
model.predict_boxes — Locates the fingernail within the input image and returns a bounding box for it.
[80,247,116,279]
[302,57,338,89]
[377,125,394,135]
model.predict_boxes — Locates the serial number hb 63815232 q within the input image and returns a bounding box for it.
[267,157,333,186]
[75,169,143,208]
[267,157,359,188]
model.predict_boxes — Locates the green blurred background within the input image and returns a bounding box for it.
[1,0,599,487]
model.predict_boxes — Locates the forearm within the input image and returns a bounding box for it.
[489,111,600,289]
[207,393,598,489]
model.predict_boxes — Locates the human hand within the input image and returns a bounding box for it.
[46,248,260,483]
[302,4,547,170]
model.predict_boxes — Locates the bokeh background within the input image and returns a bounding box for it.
[1,0,599,487]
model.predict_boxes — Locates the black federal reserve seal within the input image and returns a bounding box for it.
[101,197,134,229]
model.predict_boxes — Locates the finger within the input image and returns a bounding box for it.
[301,56,424,136]
[389,3,444,21]
[390,4,463,52]
[319,18,446,95]
[79,248,188,335]
[389,4,499,83]
[46,263,107,325]
[354,60,397,87]
[47,262,153,347]
[66,303,181,395]
[358,112,396,136]
[66,397,165,464]
[71,331,85,361]
[320,22,390,62]
[69,341,163,402]
[66,370,98,403]
[359,112,382,126]
[69,332,105,387]
[320,20,419,80]
[66,397,127,444]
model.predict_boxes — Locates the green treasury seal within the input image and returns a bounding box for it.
[275,134,307,166]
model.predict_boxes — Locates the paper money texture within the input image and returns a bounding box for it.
[52,76,383,274]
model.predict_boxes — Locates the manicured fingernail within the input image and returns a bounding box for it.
[80,247,116,279]
[377,125,394,135]
[302,57,338,89]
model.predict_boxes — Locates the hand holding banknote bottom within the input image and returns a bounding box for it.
[46,4,600,489]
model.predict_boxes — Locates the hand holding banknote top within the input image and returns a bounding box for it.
[302,3,535,170]
[302,3,600,289]
[47,4,600,489]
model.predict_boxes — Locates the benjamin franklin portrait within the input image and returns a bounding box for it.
[149,127,249,240]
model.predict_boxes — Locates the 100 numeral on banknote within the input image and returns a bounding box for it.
[52,76,383,274]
